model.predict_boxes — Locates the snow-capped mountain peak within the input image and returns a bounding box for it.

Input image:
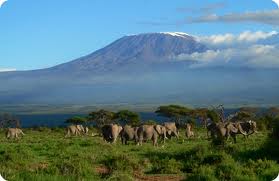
[160,32,191,38]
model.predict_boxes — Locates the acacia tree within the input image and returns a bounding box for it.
[193,108,209,128]
[115,110,140,126]
[88,109,115,128]
[65,116,87,125]
[265,107,279,118]
[155,105,193,126]
[233,111,255,121]
[259,107,279,130]
[206,110,220,123]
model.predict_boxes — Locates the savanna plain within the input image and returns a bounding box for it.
[0,125,278,181]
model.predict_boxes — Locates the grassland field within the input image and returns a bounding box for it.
[0,127,278,181]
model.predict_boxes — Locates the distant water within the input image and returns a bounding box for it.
[17,112,167,128]
[16,109,239,128]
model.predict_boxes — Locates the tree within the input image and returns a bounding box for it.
[239,107,259,115]
[65,116,87,125]
[193,108,209,127]
[155,105,193,126]
[233,111,255,121]
[115,110,140,126]
[0,113,21,128]
[265,107,279,118]
[144,120,157,125]
[88,109,115,128]
[258,107,279,131]
[206,110,220,123]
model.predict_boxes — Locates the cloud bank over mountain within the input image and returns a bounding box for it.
[174,31,279,69]
[197,31,278,46]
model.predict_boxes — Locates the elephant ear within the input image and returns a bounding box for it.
[118,126,123,134]
[229,124,238,133]
[154,125,162,135]
[236,123,248,135]
[248,120,252,125]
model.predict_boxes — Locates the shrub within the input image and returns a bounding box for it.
[187,166,218,181]
[150,157,182,174]
[144,120,157,125]
[103,154,139,174]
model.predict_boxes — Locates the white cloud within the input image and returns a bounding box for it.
[197,31,278,47]
[0,0,8,8]
[176,45,279,68]
[0,68,16,72]
[188,10,279,26]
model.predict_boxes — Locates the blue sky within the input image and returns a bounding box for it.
[0,0,278,70]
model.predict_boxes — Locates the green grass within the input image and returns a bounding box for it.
[0,128,278,181]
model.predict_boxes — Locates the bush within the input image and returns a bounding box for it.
[103,154,139,174]
[187,166,218,181]
[246,159,279,181]
[144,120,157,125]
[150,157,182,174]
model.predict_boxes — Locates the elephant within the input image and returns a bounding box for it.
[84,126,89,135]
[206,122,218,139]
[120,125,139,145]
[163,122,179,139]
[6,128,25,139]
[137,125,166,146]
[233,120,257,136]
[229,120,257,142]
[65,125,86,137]
[76,125,85,134]
[207,122,247,143]
[101,124,123,143]
[185,123,194,139]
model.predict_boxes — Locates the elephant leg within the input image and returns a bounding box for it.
[112,134,117,144]
[175,131,179,139]
[233,135,237,143]
[152,137,156,147]
[226,132,230,141]
[65,130,70,137]
[153,135,158,147]
[139,137,143,146]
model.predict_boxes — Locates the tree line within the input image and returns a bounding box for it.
[63,105,279,132]
[1,105,279,133]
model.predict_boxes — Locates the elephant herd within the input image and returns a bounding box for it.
[65,124,89,137]
[100,120,257,146]
[3,120,257,146]
[101,122,193,146]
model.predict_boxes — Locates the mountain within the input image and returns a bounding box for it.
[48,32,206,74]
[0,32,278,106]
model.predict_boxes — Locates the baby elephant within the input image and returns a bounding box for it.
[6,128,25,139]
[185,123,194,139]
[65,125,85,137]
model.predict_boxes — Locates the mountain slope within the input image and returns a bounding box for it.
[47,32,206,73]
[0,32,278,106]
